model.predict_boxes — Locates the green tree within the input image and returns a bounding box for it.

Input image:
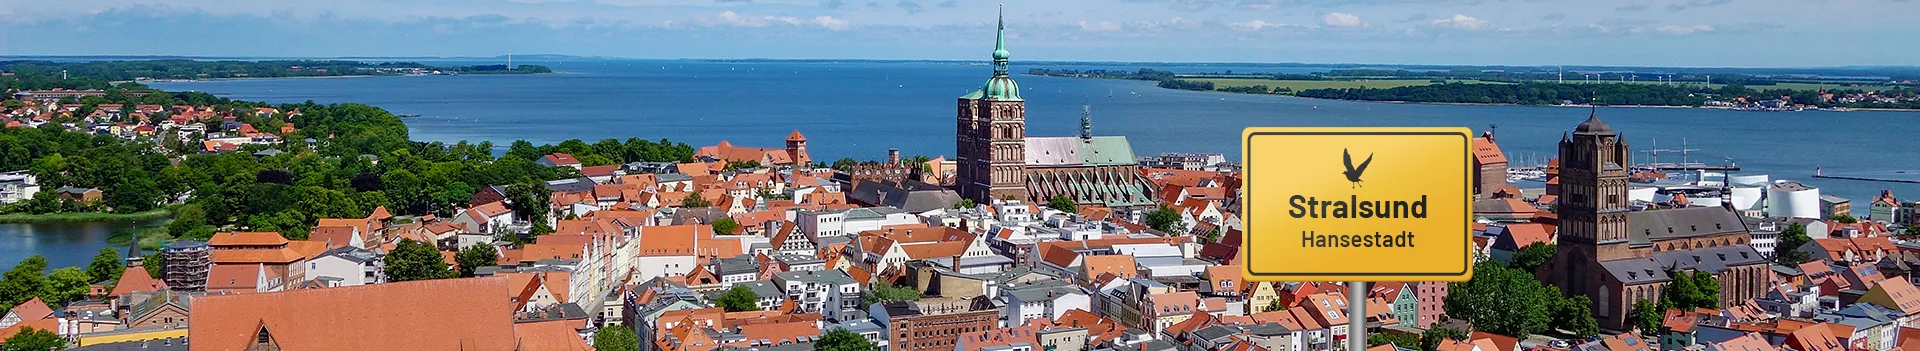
[863,282,923,304]
[384,239,452,282]
[85,247,125,284]
[0,255,49,311]
[454,245,499,278]
[1905,225,1920,238]
[1444,263,1551,337]
[1831,214,1858,223]
[142,253,163,280]
[712,217,740,236]
[1369,332,1419,348]
[593,325,640,351]
[1144,206,1186,234]
[1689,271,1721,309]
[830,158,860,172]
[1774,223,1813,265]
[1047,195,1077,213]
[1,327,64,351]
[45,267,92,305]
[1552,295,1600,338]
[954,198,975,209]
[1419,326,1467,351]
[1629,299,1663,333]
[682,193,711,208]
[1509,243,1557,273]
[814,327,877,351]
[716,285,760,312]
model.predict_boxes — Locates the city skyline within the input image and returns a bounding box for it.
[2,0,1917,68]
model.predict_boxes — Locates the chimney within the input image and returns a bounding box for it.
[887,148,901,165]
[951,254,962,270]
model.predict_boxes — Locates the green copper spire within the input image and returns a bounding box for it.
[992,5,1010,65]
[970,3,1022,101]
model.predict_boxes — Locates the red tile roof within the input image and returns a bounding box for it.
[1472,135,1507,164]
[208,231,289,247]
[513,320,592,351]
[542,153,580,166]
[192,277,518,351]
[110,267,169,297]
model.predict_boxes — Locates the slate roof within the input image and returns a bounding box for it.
[1654,245,1767,274]
[1628,206,1748,245]
[736,280,785,299]
[847,180,960,213]
[1600,258,1673,285]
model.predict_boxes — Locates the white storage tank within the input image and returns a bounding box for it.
[1629,187,1658,203]
[1766,180,1820,219]
[1729,186,1764,211]
[1729,174,1770,187]
[1689,196,1723,208]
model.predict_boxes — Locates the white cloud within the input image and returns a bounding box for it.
[811,16,849,30]
[1227,20,1275,31]
[707,11,848,30]
[1656,24,1713,35]
[1079,20,1120,31]
[1322,12,1363,28]
[1431,14,1494,30]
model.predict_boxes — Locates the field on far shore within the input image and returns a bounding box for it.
[1186,78,1509,91]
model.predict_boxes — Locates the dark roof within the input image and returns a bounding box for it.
[544,177,597,194]
[1628,207,1748,245]
[1655,245,1767,274]
[848,180,960,213]
[1600,258,1672,285]
[1575,112,1614,135]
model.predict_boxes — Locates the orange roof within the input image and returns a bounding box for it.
[1472,135,1507,164]
[191,277,517,351]
[900,237,967,257]
[639,224,708,256]
[1868,278,1920,315]
[286,240,327,260]
[212,248,305,264]
[1790,323,1845,351]
[209,231,289,246]
[0,317,57,340]
[6,298,52,321]
[110,267,169,297]
[309,226,360,249]
[369,206,393,220]
[1083,255,1139,281]
[731,321,820,347]
[520,243,586,262]
[514,319,592,351]
[786,130,807,141]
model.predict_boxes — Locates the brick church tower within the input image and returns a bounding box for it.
[1543,111,1634,299]
[956,7,1028,203]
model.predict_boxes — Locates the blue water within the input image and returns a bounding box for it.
[0,219,165,272]
[143,60,1920,210]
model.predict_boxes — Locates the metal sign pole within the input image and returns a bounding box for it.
[1348,281,1367,351]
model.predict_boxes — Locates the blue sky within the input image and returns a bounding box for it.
[1,0,1914,67]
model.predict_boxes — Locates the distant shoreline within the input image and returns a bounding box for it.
[136,72,557,84]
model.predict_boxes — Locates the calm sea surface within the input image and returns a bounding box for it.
[15,59,1911,271]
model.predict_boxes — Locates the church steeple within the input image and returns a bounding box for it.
[992,5,1010,75]
[970,4,1021,101]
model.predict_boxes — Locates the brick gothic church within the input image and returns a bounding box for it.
[954,11,1158,209]
[1540,112,1770,331]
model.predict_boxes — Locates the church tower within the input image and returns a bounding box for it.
[1544,110,1633,296]
[956,7,1028,203]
